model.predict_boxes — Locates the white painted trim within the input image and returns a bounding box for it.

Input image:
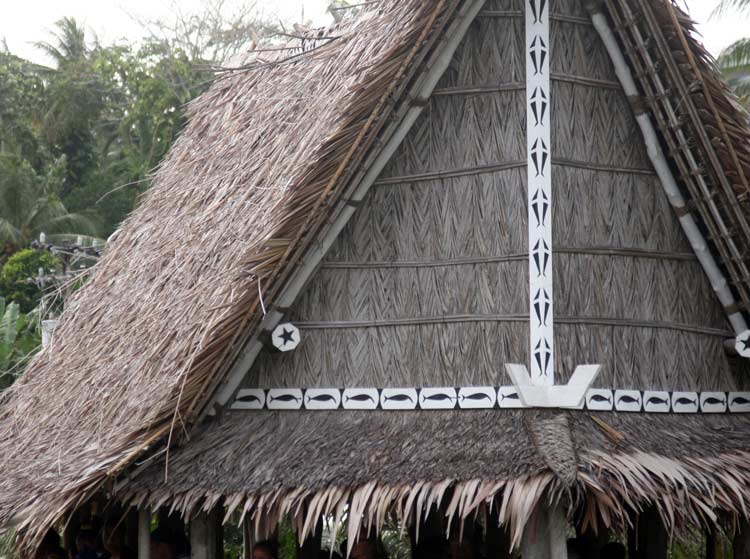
[207,0,490,415]
[526,0,555,385]
[589,9,748,336]
[507,364,599,408]
[225,384,750,414]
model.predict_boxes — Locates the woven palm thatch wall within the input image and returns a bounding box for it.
[248,0,741,393]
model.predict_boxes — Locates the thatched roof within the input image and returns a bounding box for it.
[3,0,750,548]
[123,410,750,545]
[0,0,467,543]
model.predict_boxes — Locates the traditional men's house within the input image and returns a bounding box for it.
[3,0,750,557]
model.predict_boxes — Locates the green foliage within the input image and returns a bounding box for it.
[223,522,243,559]
[278,517,298,559]
[0,297,40,390]
[0,3,278,396]
[715,0,750,107]
[719,38,750,104]
[0,154,100,254]
[0,249,62,312]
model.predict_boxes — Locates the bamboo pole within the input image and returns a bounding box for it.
[588,3,749,336]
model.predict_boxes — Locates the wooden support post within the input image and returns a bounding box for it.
[138,509,151,559]
[707,527,725,559]
[627,508,667,559]
[735,519,750,559]
[520,502,567,559]
[242,516,254,559]
[191,509,220,559]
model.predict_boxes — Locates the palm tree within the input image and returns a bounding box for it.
[0,157,99,256]
[34,17,89,68]
[715,1,750,105]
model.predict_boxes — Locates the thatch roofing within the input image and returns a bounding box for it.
[123,410,750,545]
[2,0,750,548]
[0,0,467,544]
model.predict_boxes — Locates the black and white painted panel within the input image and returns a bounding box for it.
[380,388,419,410]
[497,387,523,408]
[233,388,266,410]
[643,391,670,413]
[671,391,700,413]
[458,386,497,409]
[585,389,614,411]
[230,387,750,414]
[342,388,379,409]
[420,387,459,409]
[614,390,642,412]
[526,0,554,386]
[304,388,341,410]
[267,388,304,409]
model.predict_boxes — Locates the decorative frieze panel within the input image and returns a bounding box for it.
[231,387,750,414]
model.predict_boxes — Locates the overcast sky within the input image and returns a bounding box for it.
[0,0,746,65]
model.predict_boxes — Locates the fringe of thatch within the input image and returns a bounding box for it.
[122,449,750,551]
[0,0,466,548]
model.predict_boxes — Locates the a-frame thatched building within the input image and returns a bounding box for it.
[3,0,750,557]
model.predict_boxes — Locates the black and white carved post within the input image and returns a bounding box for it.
[526,0,554,386]
[507,0,600,406]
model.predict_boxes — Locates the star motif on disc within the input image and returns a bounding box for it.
[280,328,295,345]
[736,330,750,358]
[271,322,300,352]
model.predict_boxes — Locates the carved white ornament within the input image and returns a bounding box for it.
[735,330,750,358]
[271,322,300,352]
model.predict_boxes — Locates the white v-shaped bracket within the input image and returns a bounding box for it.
[506,364,601,409]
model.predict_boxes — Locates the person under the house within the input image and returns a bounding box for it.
[447,536,473,559]
[35,528,66,559]
[150,525,190,559]
[101,517,135,559]
[251,541,277,559]
[600,542,626,559]
[349,537,386,559]
[75,527,102,559]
